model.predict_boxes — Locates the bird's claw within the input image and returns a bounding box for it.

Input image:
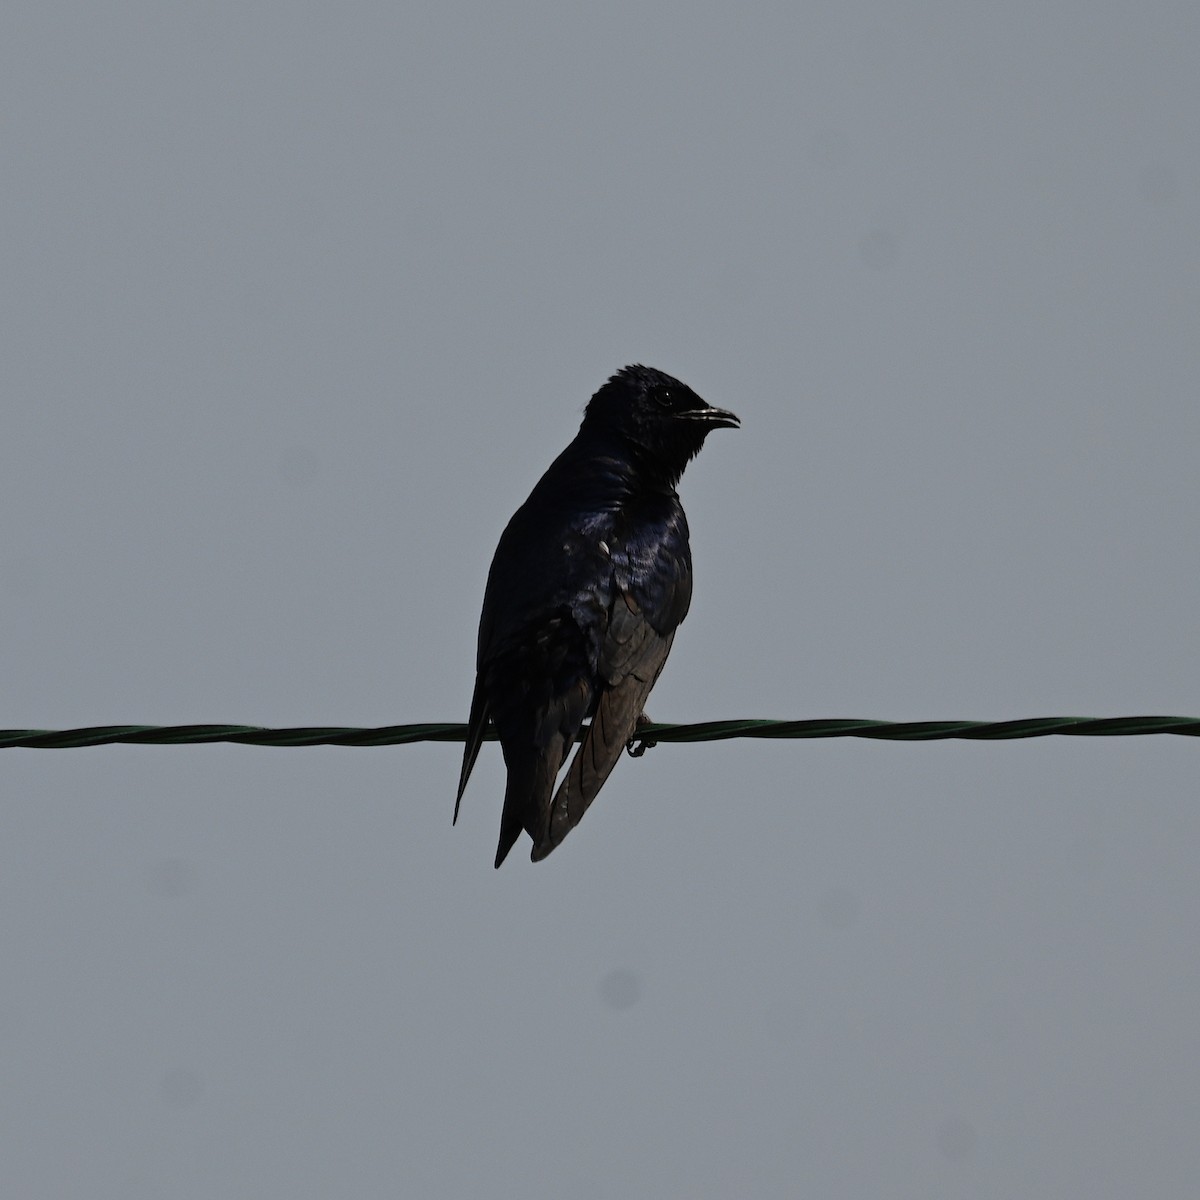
[626,713,658,758]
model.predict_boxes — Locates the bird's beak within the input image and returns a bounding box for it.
[679,404,740,430]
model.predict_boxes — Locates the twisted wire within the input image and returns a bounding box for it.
[1,715,1198,749]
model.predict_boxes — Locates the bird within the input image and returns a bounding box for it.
[455,364,739,866]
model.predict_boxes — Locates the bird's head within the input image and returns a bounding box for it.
[582,364,740,486]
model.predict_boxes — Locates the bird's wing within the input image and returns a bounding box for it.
[532,589,675,860]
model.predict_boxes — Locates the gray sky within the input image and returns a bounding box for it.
[3,2,1198,1196]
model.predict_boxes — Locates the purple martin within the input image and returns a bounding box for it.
[455,364,739,866]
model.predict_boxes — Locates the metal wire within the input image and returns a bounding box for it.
[1,716,1198,749]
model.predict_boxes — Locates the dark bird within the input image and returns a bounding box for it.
[454,364,739,866]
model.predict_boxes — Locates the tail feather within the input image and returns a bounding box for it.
[494,741,564,868]
[454,677,490,824]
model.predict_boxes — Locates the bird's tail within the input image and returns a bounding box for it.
[494,738,566,869]
[454,678,490,825]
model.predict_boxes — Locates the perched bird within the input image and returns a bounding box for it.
[455,364,739,866]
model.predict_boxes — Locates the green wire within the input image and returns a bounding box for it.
[1,716,1198,749]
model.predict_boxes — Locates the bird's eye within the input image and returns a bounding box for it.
[655,389,673,409]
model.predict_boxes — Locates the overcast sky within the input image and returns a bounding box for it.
[3,2,1198,1196]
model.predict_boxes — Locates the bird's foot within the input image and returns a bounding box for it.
[626,712,658,758]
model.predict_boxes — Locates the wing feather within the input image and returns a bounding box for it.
[532,593,675,860]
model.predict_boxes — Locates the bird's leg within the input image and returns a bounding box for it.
[626,711,658,758]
